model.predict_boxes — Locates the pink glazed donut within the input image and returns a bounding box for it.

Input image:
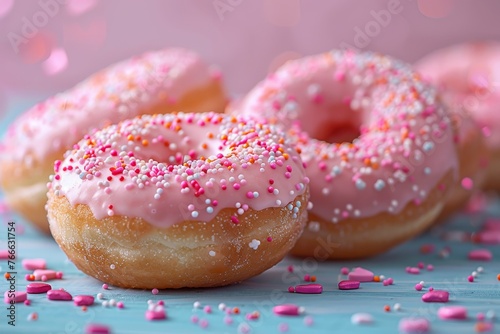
[233,50,459,259]
[415,42,500,192]
[0,48,227,233]
[47,112,310,288]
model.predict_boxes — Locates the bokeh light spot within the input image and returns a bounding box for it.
[417,0,453,18]
[0,0,13,18]
[263,0,301,27]
[66,0,98,16]
[42,47,68,76]
[19,32,53,64]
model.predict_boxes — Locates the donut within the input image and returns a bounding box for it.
[0,48,227,233]
[232,50,459,259]
[46,112,310,288]
[415,42,500,192]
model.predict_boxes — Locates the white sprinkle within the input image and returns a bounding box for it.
[374,179,385,191]
[209,251,216,257]
[249,239,261,250]
[193,301,202,309]
[355,179,366,190]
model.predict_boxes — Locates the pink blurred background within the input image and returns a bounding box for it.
[0,0,499,122]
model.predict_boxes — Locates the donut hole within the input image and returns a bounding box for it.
[299,103,363,144]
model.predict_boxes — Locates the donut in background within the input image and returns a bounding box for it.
[415,42,500,193]
[233,50,459,259]
[0,48,228,233]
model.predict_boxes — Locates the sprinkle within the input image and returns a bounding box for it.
[338,280,360,290]
[468,249,492,261]
[351,313,373,324]
[422,290,449,303]
[4,291,27,304]
[438,306,467,320]
[74,295,95,307]
[304,316,314,326]
[203,305,212,313]
[294,284,323,294]
[273,304,304,316]
[47,289,72,301]
[193,301,202,309]
[393,303,401,311]
[22,259,47,270]
[384,305,391,312]
[152,288,159,295]
[102,284,108,290]
[85,324,111,334]
[415,283,423,291]
[249,239,260,250]
[348,267,374,282]
[398,318,430,333]
[27,283,52,294]
[468,275,474,283]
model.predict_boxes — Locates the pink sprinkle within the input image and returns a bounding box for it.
[468,249,493,261]
[288,286,295,293]
[24,300,31,306]
[427,264,434,271]
[303,274,311,282]
[475,231,500,245]
[341,267,350,275]
[348,267,374,282]
[287,265,294,273]
[422,290,449,303]
[152,288,159,295]
[477,313,485,321]
[117,302,124,309]
[399,318,430,333]
[47,290,72,301]
[230,216,239,224]
[468,275,474,283]
[351,313,373,324]
[278,322,289,332]
[56,272,63,279]
[85,324,111,334]
[0,249,10,260]
[74,295,95,306]
[203,305,212,313]
[406,267,420,274]
[145,309,166,321]
[191,315,199,323]
[224,316,233,325]
[483,219,500,231]
[27,283,52,294]
[102,284,108,290]
[157,300,164,306]
[438,306,467,320]
[415,284,423,291]
[304,316,314,326]
[199,319,209,328]
[461,177,474,190]
[294,284,323,294]
[338,280,360,290]
[4,291,27,304]
[267,236,273,242]
[22,259,46,270]
[33,269,57,281]
[273,304,303,316]
[417,262,424,269]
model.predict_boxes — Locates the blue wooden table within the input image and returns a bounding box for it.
[1,98,500,334]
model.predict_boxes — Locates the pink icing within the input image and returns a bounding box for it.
[415,42,500,148]
[0,48,218,164]
[49,113,309,227]
[235,50,458,223]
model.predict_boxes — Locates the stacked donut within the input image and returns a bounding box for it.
[1,45,498,288]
